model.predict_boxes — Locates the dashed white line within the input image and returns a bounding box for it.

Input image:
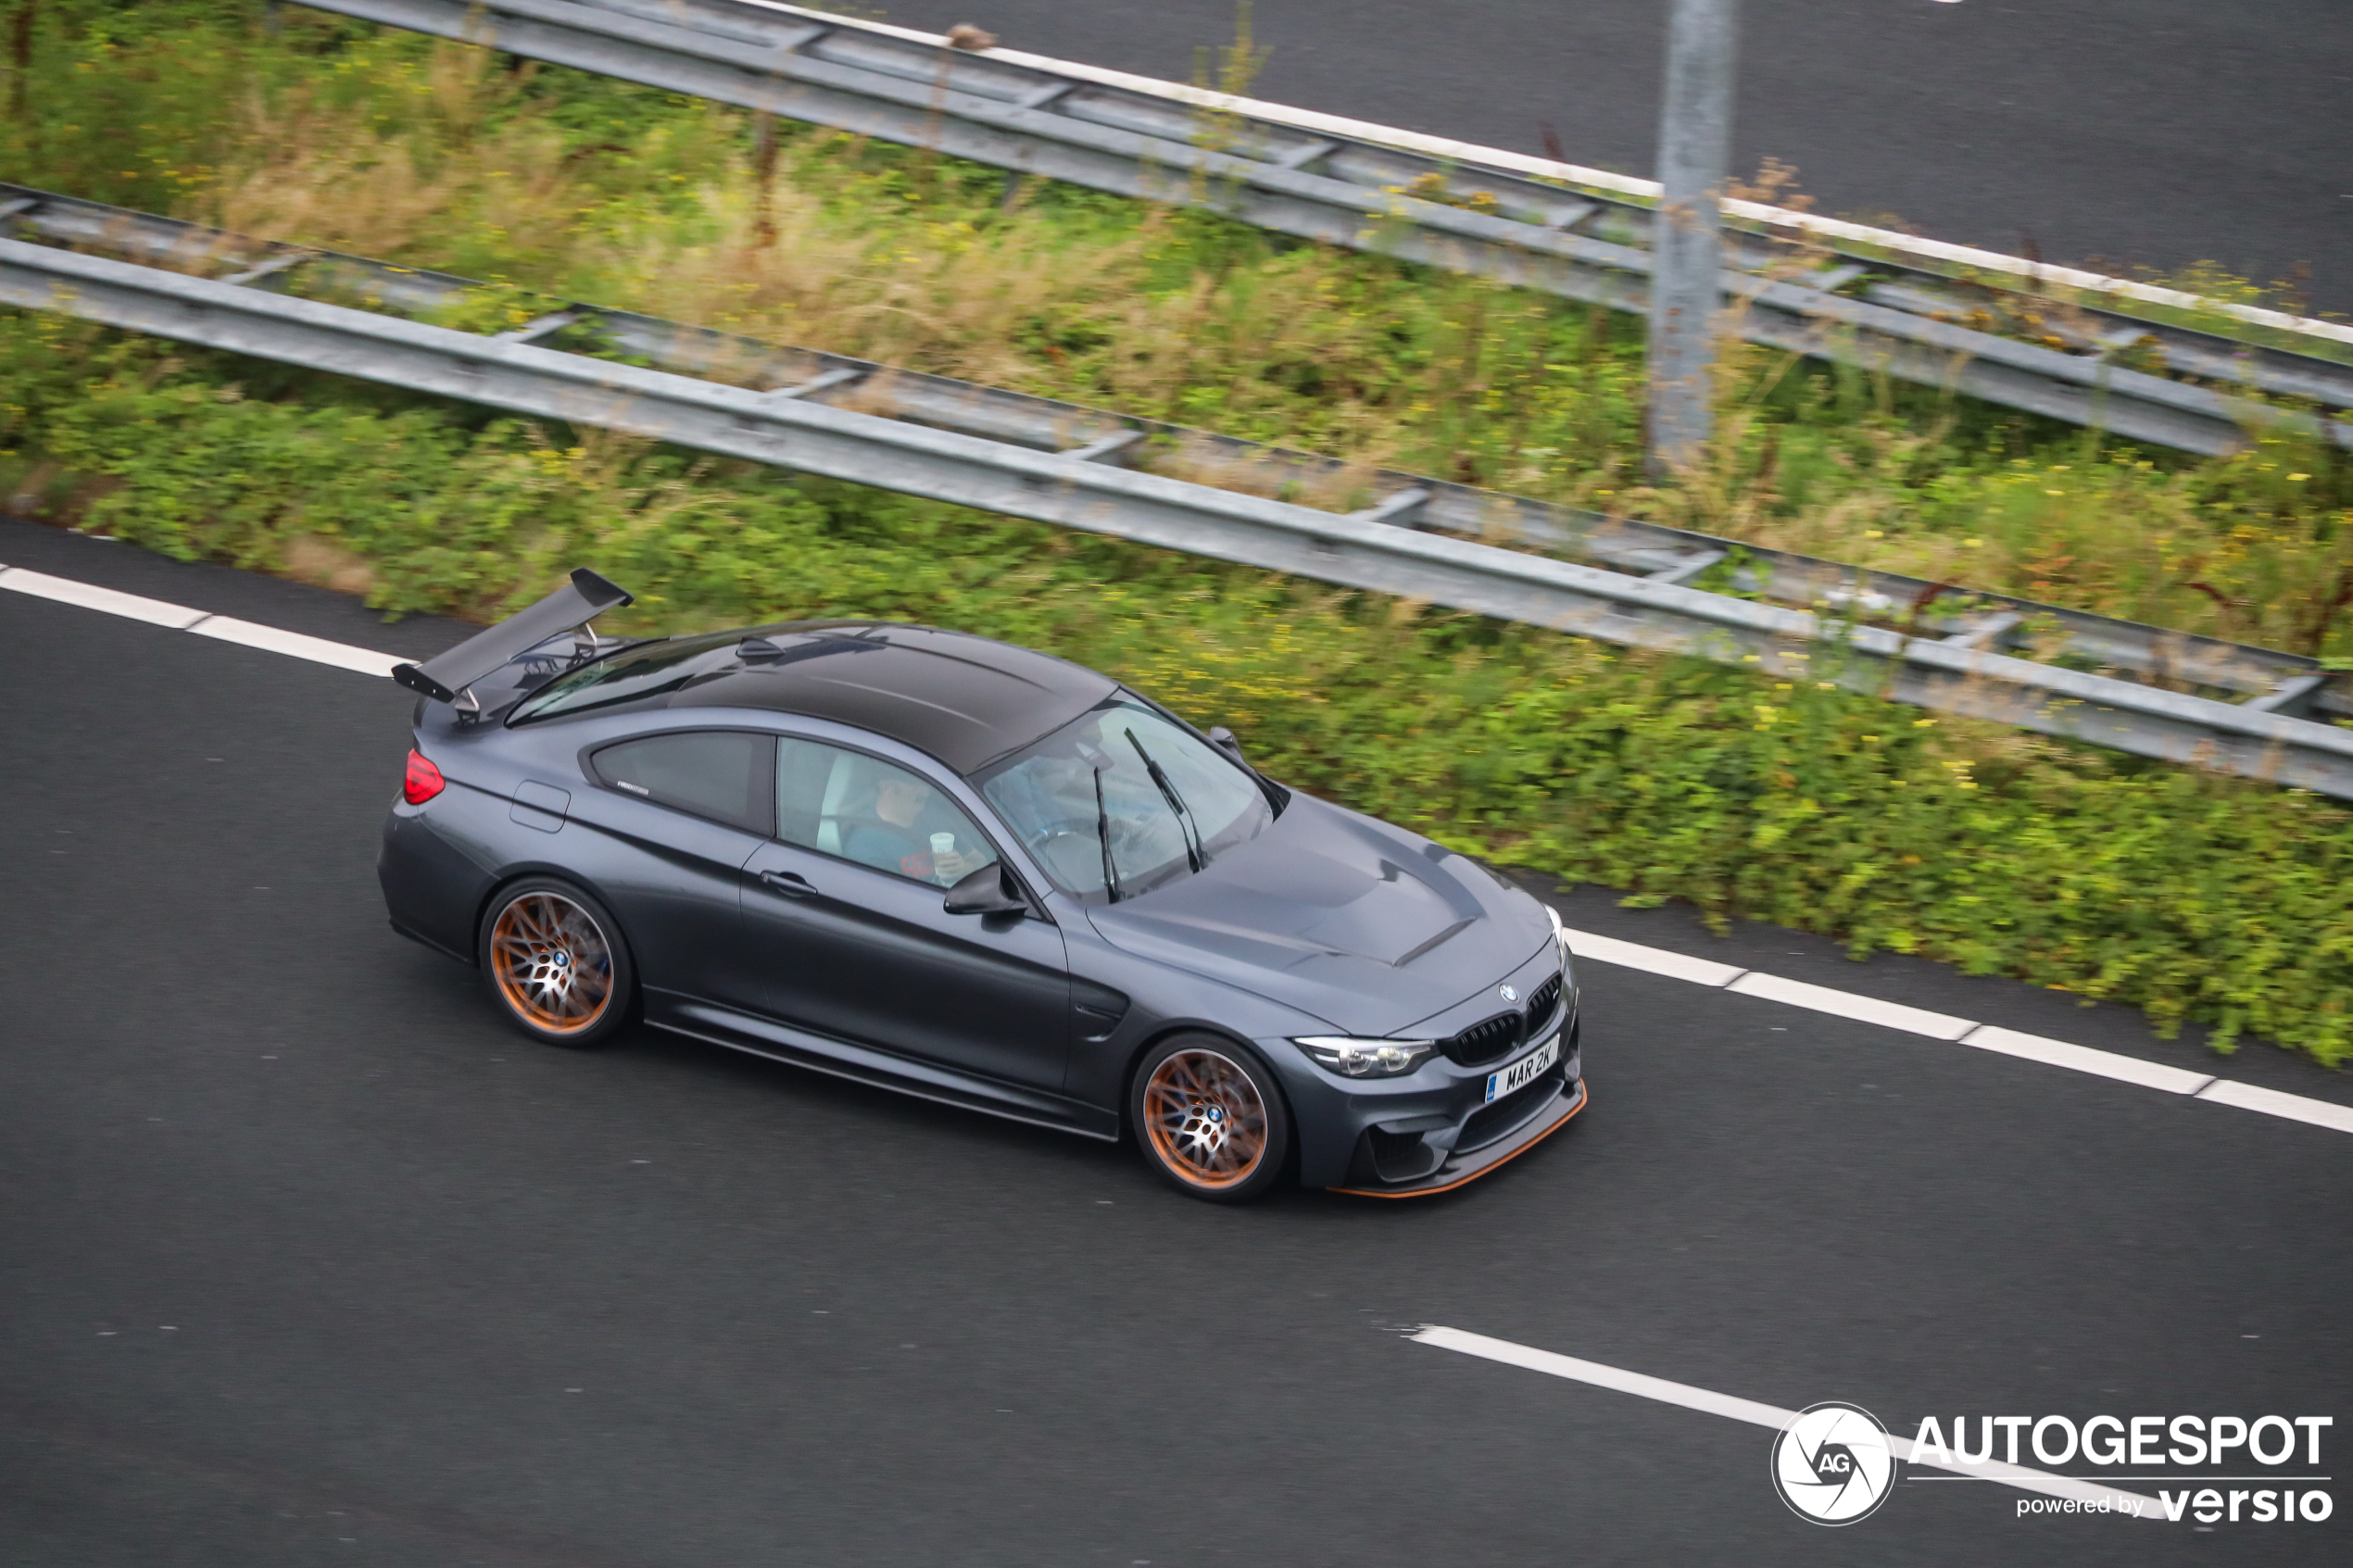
[1561,929,2347,1135]
[1957,1024,2213,1096]
[2195,1077,2353,1135]
[1409,1325,2162,1516]
[0,564,211,628]
[1556,927,1744,987]
[186,614,407,677]
[8,553,2353,1142]
[1729,970,1976,1042]
[3,563,401,677]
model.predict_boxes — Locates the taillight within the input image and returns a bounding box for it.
[403,748,446,805]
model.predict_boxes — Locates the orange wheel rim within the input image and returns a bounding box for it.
[490,893,614,1034]
[1142,1049,1269,1188]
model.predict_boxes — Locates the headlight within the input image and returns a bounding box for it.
[1544,904,1576,987]
[1292,1037,1437,1077]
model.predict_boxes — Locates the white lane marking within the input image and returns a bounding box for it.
[2,561,398,677]
[2196,1077,2353,1135]
[1960,1024,2214,1096]
[0,564,210,628]
[1560,923,2346,1135]
[1729,971,1976,1041]
[1410,1326,2162,1516]
[1562,928,1745,988]
[187,614,407,677]
[8,556,2351,1142]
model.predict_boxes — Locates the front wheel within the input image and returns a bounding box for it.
[1128,1035,1292,1203]
[477,878,635,1047]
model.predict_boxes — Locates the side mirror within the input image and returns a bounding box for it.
[1207,725,1246,764]
[944,861,1030,917]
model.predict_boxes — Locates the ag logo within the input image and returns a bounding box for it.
[1770,1402,1894,1525]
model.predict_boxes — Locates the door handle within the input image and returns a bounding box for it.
[760,869,816,897]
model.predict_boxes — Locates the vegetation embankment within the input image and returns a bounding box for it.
[4,2,2352,1064]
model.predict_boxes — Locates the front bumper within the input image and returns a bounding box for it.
[1328,1073,1588,1198]
[1317,1003,1583,1196]
[1269,938,1584,1192]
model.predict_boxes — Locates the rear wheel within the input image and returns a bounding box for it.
[1129,1035,1291,1203]
[478,878,633,1047]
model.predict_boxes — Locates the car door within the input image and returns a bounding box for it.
[573,728,773,1017]
[740,734,1074,1092]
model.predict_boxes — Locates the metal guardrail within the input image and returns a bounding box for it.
[3,182,2340,721]
[732,2,2353,362]
[2,190,2349,796]
[287,0,2353,460]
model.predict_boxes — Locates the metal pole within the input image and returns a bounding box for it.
[1647,0,1740,477]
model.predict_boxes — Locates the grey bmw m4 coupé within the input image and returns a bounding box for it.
[379,571,1584,1201]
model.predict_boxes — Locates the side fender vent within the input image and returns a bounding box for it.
[1073,980,1130,1042]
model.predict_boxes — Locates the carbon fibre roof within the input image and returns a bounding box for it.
[655,621,1117,774]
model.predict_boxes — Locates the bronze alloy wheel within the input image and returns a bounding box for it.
[489,891,616,1035]
[1140,1047,1274,1191]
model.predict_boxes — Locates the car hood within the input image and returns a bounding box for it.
[1084,794,1552,1036]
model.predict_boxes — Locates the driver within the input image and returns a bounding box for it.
[845,770,990,885]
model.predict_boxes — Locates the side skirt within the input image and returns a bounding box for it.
[646,997,1120,1143]
[388,917,472,965]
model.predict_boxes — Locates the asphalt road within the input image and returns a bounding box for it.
[5,520,2352,1564]
[875,0,2353,315]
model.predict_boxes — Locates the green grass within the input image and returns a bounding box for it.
[6,2,2353,1067]
[4,1,2349,657]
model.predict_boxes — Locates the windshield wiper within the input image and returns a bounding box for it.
[1082,747,1124,903]
[1125,729,1205,873]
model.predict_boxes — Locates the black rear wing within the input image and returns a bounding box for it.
[392,569,633,705]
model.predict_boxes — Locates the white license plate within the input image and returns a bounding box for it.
[1484,1035,1561,1103]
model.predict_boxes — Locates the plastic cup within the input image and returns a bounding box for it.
[930,832,956,859]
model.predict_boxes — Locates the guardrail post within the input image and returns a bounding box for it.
[1646,0,1741,478]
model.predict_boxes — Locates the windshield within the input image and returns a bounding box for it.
[978,699,1271,901]
[508,632,738,723]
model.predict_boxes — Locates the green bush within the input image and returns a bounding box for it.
[10,318,2351,1067]
[3,0,2350,657]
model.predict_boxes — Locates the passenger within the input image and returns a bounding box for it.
[844,770,990,885]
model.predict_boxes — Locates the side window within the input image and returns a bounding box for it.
[591,732,771,833]
[775,736,999,887]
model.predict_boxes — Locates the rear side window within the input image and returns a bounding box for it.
[591,732,772,834]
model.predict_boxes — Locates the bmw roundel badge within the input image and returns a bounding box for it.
[1499,984,1519,1003]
